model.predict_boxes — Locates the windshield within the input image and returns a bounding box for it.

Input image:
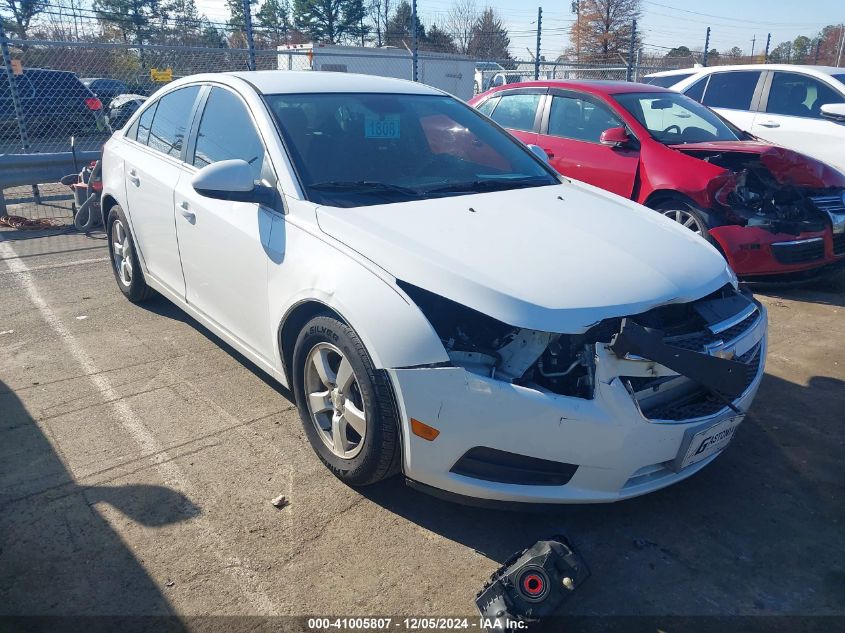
[265,93,558,207]
[644,74,693,88]
[614,91,743,144]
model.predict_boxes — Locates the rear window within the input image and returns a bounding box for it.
[488,93,541,132]
[645,74,693,88]
[25,71,90,97]
[701,71,761,110]
[146,86,200,158]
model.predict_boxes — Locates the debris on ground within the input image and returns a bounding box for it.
[270,494,289,509]
[0,215,65,230]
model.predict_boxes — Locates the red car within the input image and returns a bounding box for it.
[469,81,845,277]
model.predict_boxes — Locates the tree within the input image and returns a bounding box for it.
[791,35,812,63]
[293,0,366,44]
[257,0,292,44]
[367,0,392,47]
[446,0,478,55]
[568,0,641,63]
[1,0,48,39]
[769,41,792,62]
[227,0,258,29]
[94,0,165,45]
[665,45,691,58]
[725,46,743,58]
[466,7,510,60]
[424,23,457,53]
[384,1,424,47]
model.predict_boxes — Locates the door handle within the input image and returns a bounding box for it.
[758,120,780,128]
[178,200,195,221]
[127,169,140,186]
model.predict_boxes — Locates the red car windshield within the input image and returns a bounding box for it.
[613,91,743,144]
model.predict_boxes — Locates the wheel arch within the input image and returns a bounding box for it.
[277,299,345,388]
[100,193,119,228]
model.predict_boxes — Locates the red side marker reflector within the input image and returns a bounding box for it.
[410,418,440,441]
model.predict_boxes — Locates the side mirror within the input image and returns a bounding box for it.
[820,103,845,123]
[191,159,274,205]
[600,126,631,148]
[527,144,550,163]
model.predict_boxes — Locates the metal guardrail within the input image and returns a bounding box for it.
[0,151,100,215]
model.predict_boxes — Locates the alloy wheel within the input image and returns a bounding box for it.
[661,208,705,235]
[304,342,367,459]
[111,219,133,286]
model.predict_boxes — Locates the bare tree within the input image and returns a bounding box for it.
[446,0,477,55]
[568,0,641,63]
[2,0,49,39]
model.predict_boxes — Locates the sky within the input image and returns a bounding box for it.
[195,0,844,59]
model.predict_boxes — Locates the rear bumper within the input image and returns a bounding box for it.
[711,225,845,276]
[388,308,767,504]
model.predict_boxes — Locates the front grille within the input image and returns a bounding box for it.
[639,344,762,421]
[834,233,845,257]
[771,238,825,265]
[664,310,758,352]
[810,193,845,216]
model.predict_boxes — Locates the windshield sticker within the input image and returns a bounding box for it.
[365,114,400,139]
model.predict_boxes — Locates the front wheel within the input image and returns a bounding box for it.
[649,199,711,238]
[292,315,400,485]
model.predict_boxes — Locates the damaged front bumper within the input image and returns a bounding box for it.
[388,305,767,504]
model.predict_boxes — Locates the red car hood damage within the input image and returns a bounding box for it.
[669,141,845,189]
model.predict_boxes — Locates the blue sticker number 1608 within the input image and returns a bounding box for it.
[365,114,400,139]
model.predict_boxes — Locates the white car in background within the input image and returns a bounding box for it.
[100,71,767,504]
[644,65,845,173]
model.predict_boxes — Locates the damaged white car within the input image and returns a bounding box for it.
[101,71,767,504]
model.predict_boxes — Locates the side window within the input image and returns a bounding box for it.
[476,96,500,117]
[192,87,266,181]
[548,95,622,143]
[683,77,707,103]
[766,72,845,119]
[488,93,541,132]
[701,71,761,110]
[146,86,200,158]
[134,101,158,144]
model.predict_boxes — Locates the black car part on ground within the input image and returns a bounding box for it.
[475,536,589,632]
[61,159,102,231]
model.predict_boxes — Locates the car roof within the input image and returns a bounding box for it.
[484,79,674,96]
[645,64,845,78]
[224,70,444,95]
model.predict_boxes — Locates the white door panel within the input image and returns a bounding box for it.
[750,114,845,173]
[712,107,757,134]
[174,167,275,361]
[123,144,185,296]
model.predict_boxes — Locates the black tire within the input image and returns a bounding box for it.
[292,314,400,486]
[649,198,715,244]
[106,205,154,303]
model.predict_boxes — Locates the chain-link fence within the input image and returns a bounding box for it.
[0,31,679,223]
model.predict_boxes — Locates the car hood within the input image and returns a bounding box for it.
[669,141,845,188]
[316,183,733,333]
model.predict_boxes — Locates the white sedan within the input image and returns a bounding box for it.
[644,64,845,174]
[101,71,767,504]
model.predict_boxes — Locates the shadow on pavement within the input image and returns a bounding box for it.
[0,380,196,623]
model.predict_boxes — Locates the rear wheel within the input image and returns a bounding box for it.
[292,315,400,485]
[107,205,153,303]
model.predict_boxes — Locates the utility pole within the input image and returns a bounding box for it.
[703,27,711,67]
[750,35,756,59]
[572,0,580,63]
[838,24,845,67]
[534,7,542,81]
[626,19,637,81]
[411,0,418,81]
[242,0,256,71]
[764,33,771,61]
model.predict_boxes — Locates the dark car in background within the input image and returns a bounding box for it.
[1,68,103,139]
[82,77,131,108]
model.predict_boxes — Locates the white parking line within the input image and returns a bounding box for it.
[0,237,278,615]
[0,256,109,276]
